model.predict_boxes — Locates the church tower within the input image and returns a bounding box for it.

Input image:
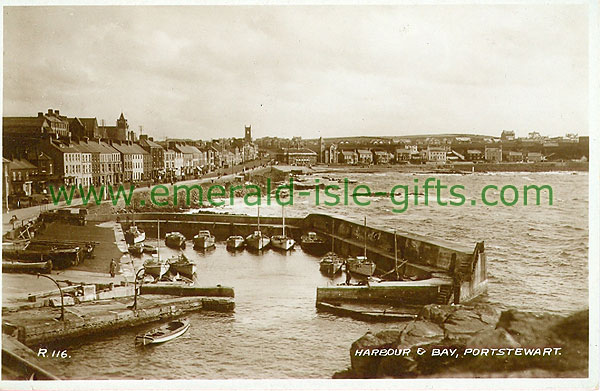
[245,125,252,143]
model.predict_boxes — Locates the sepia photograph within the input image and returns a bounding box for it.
[1,2,597,390]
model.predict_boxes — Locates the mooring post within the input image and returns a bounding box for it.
[36,274,64,322]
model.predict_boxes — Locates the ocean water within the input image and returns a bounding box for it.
[52,172,589,379]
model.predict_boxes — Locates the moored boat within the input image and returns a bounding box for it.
[320,252,344,276]
[168,254,196,278]
[143,257,170,279]
[128,243,144,256]
[271,205,295,251]
[226,235,245,250]
[347,255,376,276]
[124,224,145,245]
[246,231,270,251]
[300,232,327,256]
[193,230,215,250]
[143,244,157,254]
[165,232,186,249]
[135,319,190,345]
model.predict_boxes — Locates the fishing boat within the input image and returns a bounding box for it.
[316,302,418,322]
[165,232,186,249]
[135,319,190,345]
[346,217,376,277]
[246,206,270,251]
[271,205,294,251]
[347,255,376,276]
[128,243,144,256]
[319,223,343,276]
[168,254,196,278]
[193,230,215,250]
[226,235,245,250]
[143,256,170,279]
[320,253,344,276]
[124,224,145,245]
[143,244,157,254]
[246,231,270,251]
[300,232,327,256]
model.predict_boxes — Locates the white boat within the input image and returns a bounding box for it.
[226,235,245,250]
[271,205,294,251]
[246,231,270,251]
[193,230,215,249]
[168,254,196,278]
[125,224,145,245]
[135,319,190,345]
[143,256,170,279]
[246,206,270,251]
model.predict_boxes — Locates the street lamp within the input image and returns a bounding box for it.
[127,268,146,310]
[37,274,64,322]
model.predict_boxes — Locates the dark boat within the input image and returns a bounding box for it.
[2,260,53,274]
[124,224,145,245]
[320,252,344,276]
[135,319,190,345]
[143,244,158,254]
[316,302,418,322]
[128,243,144,256]
[300,232,328,256]
[165,232,186,249]
[193,230,215,250]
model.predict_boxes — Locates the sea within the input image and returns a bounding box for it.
[51,171,589,379]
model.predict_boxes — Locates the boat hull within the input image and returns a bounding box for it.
[143,263,169,279]
[170,263,197,278]
[136,320,190,345]
[300,240,328,256]
[246,236,270,251]
[271,236,295,251]
[193,235,215,249]
[165,233,186,249]
[226,238,245,250]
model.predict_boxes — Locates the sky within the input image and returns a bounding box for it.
[2,5,589,140]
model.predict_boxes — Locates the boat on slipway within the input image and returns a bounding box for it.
[135,319,190,345]
[246,206,270,251]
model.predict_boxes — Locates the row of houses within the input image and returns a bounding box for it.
[3,109,260,206]
[276,144,546,167]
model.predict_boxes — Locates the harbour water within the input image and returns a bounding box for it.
[51,172,588,379]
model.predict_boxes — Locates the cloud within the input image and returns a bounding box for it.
[2,5,589,139]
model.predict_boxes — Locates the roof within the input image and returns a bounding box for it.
[175,144,202,155]
[356,149,371,154]
[528,152,542,156]
[396,149,412,153]
[341,150,357,155]
[427,147,446,152]
[284,148,317,155]
[373,150,388,155]
[9,158,37,170]
[3,116,48,130]
[138,137,163,149]
[467,149,482,154]
[508,151,522,155]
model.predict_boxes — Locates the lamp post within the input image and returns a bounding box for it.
[37,274,64,321]
[128,268,146,310]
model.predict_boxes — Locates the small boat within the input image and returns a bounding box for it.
[246,231,270,251]
[165,232,186,249]
[193,230,215,250]
[168,254,196,278]
[2,260,53,274]
[347,256,376,276]
[143,244,158,254]
[271,205,295,251]
[300,232,327,256]
[320,252,344,276]
[316,302,418,322]
[135,319,190,345]
[226,235,245,250]
[143,257,170,279]
[128,243,144,256]
[124,224,145,245]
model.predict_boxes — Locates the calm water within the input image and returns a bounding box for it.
[53,172,589,379]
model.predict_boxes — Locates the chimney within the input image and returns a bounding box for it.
[47,109,53,115]
[38,112,43,117]
[149,137,154,141]
[139,134,148,141]
[54,109,60,116]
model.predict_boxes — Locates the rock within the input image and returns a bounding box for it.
[418,304,455,324]
[444,308,494,342]
[400,320,444,346]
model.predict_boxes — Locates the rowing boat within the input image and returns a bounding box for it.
[135,319,190,345]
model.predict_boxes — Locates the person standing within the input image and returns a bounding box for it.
[109,258,118,278]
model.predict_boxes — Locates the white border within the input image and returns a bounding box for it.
[0,1,598,390]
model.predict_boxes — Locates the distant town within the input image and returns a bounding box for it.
[2,108,589,209]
